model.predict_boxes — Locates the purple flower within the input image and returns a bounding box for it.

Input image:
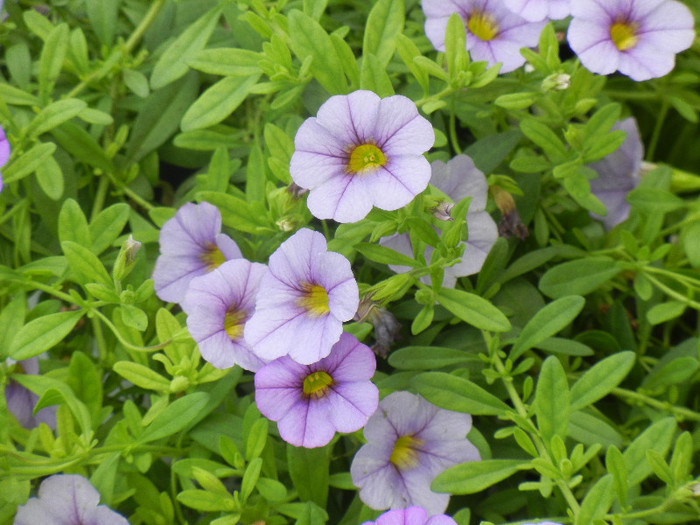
[422,0,546,73]
[5,358,57,430]
[380,155,498,287]
[254,332,378,448]
[182,259,268,372]
[14,474,128,525]
[567,0,695,81]
[523,522,564,525]
[588,118,643,230]
[244,228,359,365]
[289,90,434,223]
[0,124,10,193]
[350,391,480,515]
[504,0,570,21]
[152,202,242,304]
[363,507,457,525]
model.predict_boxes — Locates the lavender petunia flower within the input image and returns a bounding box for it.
[350,391,480,515]
[503,0,570,21]
[0,124,10,193]
[588,117,643,230]
[5,358,57,430]
[244,228,359,365]
[182,259,268,372]
[523,522,564,525]
[152,202,242,304]
[422,0,546,73]
[255,332,378,448]
[363,507,458,525]
[567,0,695,81]
[14,474,129,525]
[290,90,434,223]
[380,155,498,288]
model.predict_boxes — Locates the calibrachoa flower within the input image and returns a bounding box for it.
[0,124,10,192]
[152,201,241,304]
[182,259,268,371]
[381,155,498,288]
[254,332,378,448]
[363,506,458,525]
[567,0,695,81]
[5,357,57,430]
[422,0,546,73]
[504,0,570,21]
[588,117,643,230]
[350,391,481,515]
[289,90,434,223]
[14,474,129,525]
[244,228,358,365]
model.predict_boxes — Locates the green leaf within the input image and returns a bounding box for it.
[288,10,346,95]
[123,68,150,98]
[85,0,120,46]
[67,351,103,423]
[0,294,26,353]
[646,301,686,325]
[567,410,623,448]
[396,34,428,94]
[138,392,210,443]
[606,445,628,506]
[511,296,584,360]
[51,122,113,174]
[534,356,569,442]
[627,187,686,213]
[188,48,262,76]
[0,83,41,106]
[35,154,63,200]
[113,362,170,392]
[520,118,567,159]
[245,418,269,461]
[196,191,273,234]
[287,445,329,507]
[575,474,614,525]
[9,310,84,360]
[623,417,676,485]
[360,53,394,97]
[89,203,130,255]
[432,459,527,494]
[1,142,57,185]
[62,241,112,287]
[38,23,69,97]
[303,0,328,20]
[177,490,235,512]
[58,198,91,248]
[355,242,418,267]
[246,144,266,202]
[150,5,223,90]
[181,74,261,131]
[362,0,404,68]
[583,103,621,140]
[413,372,510,415]
[539,258,622,298]
[437,288,511,332]
[26,98,87,138]
[643,357,699,391]
[445,13,468,82]
[30,381,92,436]
[570,351,635,411]
[240,457,263,503]
[119,305,148,332]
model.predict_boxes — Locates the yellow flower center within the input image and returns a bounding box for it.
[610,21,639,51]
[200,243,226,270]
[223,307,246,341]
[297,283,330,317]
[302,371,334,399]
[348,143,387,174]
[467,11,499,41]
[390,435,423,470]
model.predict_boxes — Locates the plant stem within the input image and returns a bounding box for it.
[612,387,700,422]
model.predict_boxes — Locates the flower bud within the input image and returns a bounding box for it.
[113,235,142,282]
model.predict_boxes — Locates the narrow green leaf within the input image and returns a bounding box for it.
[360,53,394,97]
[26,98,87,138]
[520,118,567,159]
[240,457,263,503]
[303,0,328,20]
[623,417,676,485]
[138,392,210,443]
[432,459,527,494]
[38,23,69,97]
[575,474,614,525]
[181,74,260,131]
[9,310,84,360]
[196,191,273,234]
[355,242,418,267]
[606,445,628,507]
[362,0,404,67]
[246,144,267,202]
[89,203,130,255]
[570,351,635,411]
[287,445,329,507]
[2,142,57,185]
[51,122,113,174]
[539,257,622,298]
[58,198,91,248]
[85,0,120,46]
[646,301,686,325]
[437,288,511,332]
[35,154,63,200]
[62,241,112,287]
[413,372,510,415]
[627,187,686,213]
[188,48,262,76]
[113,362,170,392]
[534,357,570,443]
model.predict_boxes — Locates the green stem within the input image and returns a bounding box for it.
[90,175,111,222]
[643,272,700,310]
[612,387,700,422]
[646,99,669,161]
[123,0,166,54]
[449,105,462,154]
[92,309,180,352]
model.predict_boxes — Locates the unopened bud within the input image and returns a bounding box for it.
[287,182,308,199]
[113,235,142,281]
[542,73,570,91]
[492,187,528,240]
[432,201,455,221]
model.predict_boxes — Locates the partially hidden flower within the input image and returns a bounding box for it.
[14,474,129,525]
[244,228,359,365]
[363,506,458,525]
[567,0,695,81]
[255,332,378,448]
[152,202,241,304]
[503,0,570,21]
[182,259,268,372]
[588,117,643,230]
[0,124,10,192]
[5,357,57,430]
[380,155,499,288]
[422,0,546,73]
[289,90,434,223]
[350,391,481,515]
[522,522,564,525]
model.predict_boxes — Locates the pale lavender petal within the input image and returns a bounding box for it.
[377,96,435,155]
[425,515,459,525]
[401,470,451,515]
[321,333,377,381]
[294,118,351,157]
[312,252,359,320]
[505,0,570,21]
[215,233,243,260]
[421,0,467,18]
[316,91,381,145]
[6,382,37,428]
[351,453,408,509]
[306,174,374,223]
[367,157,432,211]
[328,381,379,433]
[38,474,100,523]
[379,233,415,275]
[373,507,430,525]
[287,315,344,364]
[266,228,326,288]
[0,125,10,166]
[289,149,348,190]
[13,499,58,525]
[89,506,131,525]
[447,211,499,278]
[378,391,438,439]
[158,202,222,256]
[430,155,488,209]
[424,17,450,51]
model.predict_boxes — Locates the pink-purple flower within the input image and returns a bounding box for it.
[289,90,434,223]
[254,332,378,448]
[350,391,480,515]
[5,358,57,430]
[182,259,268,372]
[363,507,457,525]
[588,117,643,230]
[567,0,695,81]
[14,474,129,525]
[380,155,498,287]
[152,202,242,304]
[422,0,546,73]
[504,0,570,21]
[244,228,358,365]
[0,124,10,192]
